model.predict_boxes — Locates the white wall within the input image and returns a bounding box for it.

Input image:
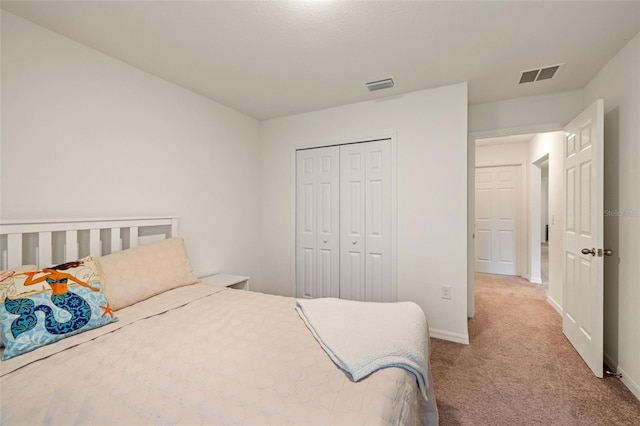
[475,142,529,280]
[529,132,564,313]
[475,142,530,166]
[469,90,583,137]
[583,32,640,399]
[0,12,262,282]
[258,84,470,343]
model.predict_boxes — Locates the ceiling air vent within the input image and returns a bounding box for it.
[518,64,563,84]
[537,65,560,81]
[365,78,395,91]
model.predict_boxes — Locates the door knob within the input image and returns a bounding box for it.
[602,248,614,256]
[352,240,357,245]
[323,239,328,243]
[581,248,596,256]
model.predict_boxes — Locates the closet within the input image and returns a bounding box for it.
[295,139,394,302]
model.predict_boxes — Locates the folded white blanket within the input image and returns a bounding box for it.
[296,297,432,402]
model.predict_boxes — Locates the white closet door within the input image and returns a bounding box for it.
[339,144,366,300]
[364,140,393,302]
[340,140,393,302]
[295,147,340,298]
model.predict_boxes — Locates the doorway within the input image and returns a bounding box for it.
[468,100,607,380]
[473,132,564,304]
[541,161,549,290]
[473,135,531,279]
[530,154,549,287]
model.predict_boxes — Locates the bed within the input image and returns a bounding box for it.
[0,217,437,425]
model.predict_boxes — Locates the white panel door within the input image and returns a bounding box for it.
[340,140,393,302]
[562,99,604,378]
[295,147,340,298]
[339,143,366,300]
[475,166,519,275]
[364,140,393,302]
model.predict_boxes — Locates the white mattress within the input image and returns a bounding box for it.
[1,283,436,425]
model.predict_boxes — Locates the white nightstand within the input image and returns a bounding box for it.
[200,274,250,290]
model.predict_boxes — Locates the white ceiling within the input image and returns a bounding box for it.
[2,1,639,120]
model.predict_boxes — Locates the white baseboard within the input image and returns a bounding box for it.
[619,365,640,401]
[530,277,542,284]
[546,295,562,316]
[603,353,640,401]
[603,351,618,371]
[429,328,469,345]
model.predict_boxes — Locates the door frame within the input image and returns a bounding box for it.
[290,134,398,299]
[530,154,550,286]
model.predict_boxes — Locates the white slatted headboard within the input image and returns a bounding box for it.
[0,217,179,270]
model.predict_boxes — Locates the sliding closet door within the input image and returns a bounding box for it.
[340,140,393,302]
[295,147,340,298]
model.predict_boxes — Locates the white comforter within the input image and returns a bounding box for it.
[1,283,436,425]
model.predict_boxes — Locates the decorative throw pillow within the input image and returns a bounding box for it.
[0,257,118,360]
[0,265,37,348]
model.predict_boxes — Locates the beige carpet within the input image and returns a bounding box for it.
[430,273,640,425]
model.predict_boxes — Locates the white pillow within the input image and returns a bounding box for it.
[96,238,198,311]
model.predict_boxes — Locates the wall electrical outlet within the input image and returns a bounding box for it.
[441,285,452,300]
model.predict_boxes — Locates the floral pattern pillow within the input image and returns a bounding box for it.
[0,258,117,360]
